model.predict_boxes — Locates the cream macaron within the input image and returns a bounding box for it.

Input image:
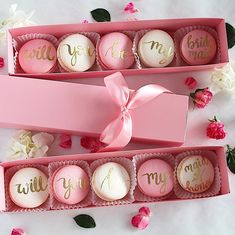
[138,30,175,67]
[57,34,96,72]
[91,162,130,201]
[9,167,49,208]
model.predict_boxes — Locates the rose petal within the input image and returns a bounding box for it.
[82,20,88,23]
[124,2,139,14]
[0,57,4,68]
[59,134,72,149]
[131,214,150,230]
[185,77,197,90]
[11,228,26,235]
[139,206,152,217]
[80,136,105,152]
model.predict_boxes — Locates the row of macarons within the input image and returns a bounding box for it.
[17,28,218,74]
[4,152,218,211]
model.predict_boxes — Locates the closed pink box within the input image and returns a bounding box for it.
[0,74,188,147]
[8,18,228,80]
[0,146,230,212]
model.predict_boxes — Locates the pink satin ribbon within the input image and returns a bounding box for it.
[99,72,172,152]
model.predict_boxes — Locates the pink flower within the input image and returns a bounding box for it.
[0,57,4,68]
[207,116,226,140]
[59,134,72,149]
[82,20,88,24]
[80,136,105,152]
[190,87,213,108]
[124,2,139,14]
[185,77,197,90]
[11,228,26,235]
[131,207,152,230]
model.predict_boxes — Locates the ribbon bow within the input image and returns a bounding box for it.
[99,72,172,152]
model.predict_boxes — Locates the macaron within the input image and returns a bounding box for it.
[91,162,130,201]
[176,155,215,193]
[98,32,134,69]
[9,167,49,208]
[18,39,57,74]
[52,165,90,205]
[137,159,174,197]
[137,30,175,67]
[180,29,217,65]
[57,34,96,72]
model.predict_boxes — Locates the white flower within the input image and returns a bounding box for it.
[0,4,35,43]
[211,62,235,92]
[8,130,54,160]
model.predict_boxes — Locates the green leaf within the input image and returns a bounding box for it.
[90,8,111,22]
[73,214,96,228]
[226,145,235,174]
[225,22,235,49]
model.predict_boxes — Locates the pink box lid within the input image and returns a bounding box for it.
[8,18,229,80]
[0,74,188,146]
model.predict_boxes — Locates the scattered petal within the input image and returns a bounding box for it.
[185,77,197,90]
[82,20,89,24]
[124,2,139,14]
[190,87,213,108]
[139,206,152,217]
[131,214,150,230]
[206,116,226,140]
[80,136,105,152]
[11,228,26,235]
[0,57,4,68]
[59,134,72,149]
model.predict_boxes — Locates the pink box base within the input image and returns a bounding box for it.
[0,146,230,212]
[8,18,229,80]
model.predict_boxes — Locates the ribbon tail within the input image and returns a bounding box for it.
[98,112,132,152]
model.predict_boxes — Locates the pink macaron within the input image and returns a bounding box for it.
[52,165,90,205]
[137,159,174,197]
[98,32,134,70]
[180,29,217,65]
[18,39,57,74]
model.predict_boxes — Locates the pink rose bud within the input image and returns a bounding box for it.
[124,2,139,13]
[190,87,213,108]
[131,213,150,230]
[0,57,4,68]
[139,206,152,217]
[11,228,26,235]
[185,77,197,90]
[59,134,72,149]
[206,116,226,140]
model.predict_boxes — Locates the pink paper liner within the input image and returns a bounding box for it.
[48,160,92,210]
[132,152,175,202]
[96,31,138,70]
[133,29,177,69]
[90,157,136,206]
[174,25,221,66]
[174,150,221,199]
[4,164,50,212]
[12,33,58,74]
[57,32,101,73]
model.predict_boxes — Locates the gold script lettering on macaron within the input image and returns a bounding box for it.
[143,40,174,65]
[184,157,210,173]
[57,177,89,199]
[23,45,55,61]
[100,167,114,189]
[16,176,48,195]
[142,172,168,194]
[105,41,128,59]
[63,44,95,66]
[185,178,212,193]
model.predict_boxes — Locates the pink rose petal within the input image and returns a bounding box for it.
[185,77,197,90]
[0,57,4,68]
[124,2,139,14]
[82,20,89,24]
[59,134,72,149]
[139,206,152,217]
[80,136,105,152]
[131,214,150,230]
[11,228,26,235]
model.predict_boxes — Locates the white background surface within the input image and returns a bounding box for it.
[0,0,235,234]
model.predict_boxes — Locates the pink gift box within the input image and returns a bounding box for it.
[0,73,188,147]
[8,18,228,80]
[0,146,229,212]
